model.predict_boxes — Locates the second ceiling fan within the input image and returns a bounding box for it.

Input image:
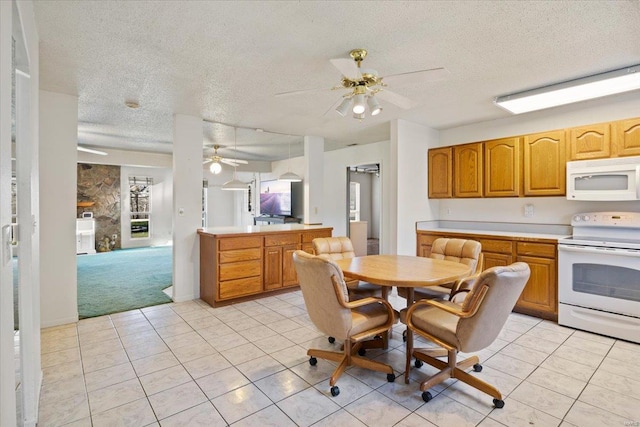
[203,144,248,174]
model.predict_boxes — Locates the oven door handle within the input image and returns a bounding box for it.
[558,245,640,258]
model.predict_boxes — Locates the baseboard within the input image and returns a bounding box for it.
[40,314,79,328]
[172,293,195,303]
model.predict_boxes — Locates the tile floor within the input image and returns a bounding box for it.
[36,290,640,427]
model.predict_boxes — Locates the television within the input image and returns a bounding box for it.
[259,180,292,216]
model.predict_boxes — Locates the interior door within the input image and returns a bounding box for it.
[1,2,40,425]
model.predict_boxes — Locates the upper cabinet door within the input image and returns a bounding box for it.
[614,118,640,157]
[523,130,566,196]
[453,143,483,198]
[568,124,611,160]
[428,147,453,198]
[484,137,521,197]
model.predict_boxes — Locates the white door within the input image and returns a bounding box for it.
[1,2,40,425]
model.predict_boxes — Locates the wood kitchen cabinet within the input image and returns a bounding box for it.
[484,137,522,197]
[568,123,611,160]
[199,226,332,306]
[453,143,483,198]
[523,130,566,196]
[613,117,640,157]
[516,242,557,317]
[428,147,453,198]
[416,230,558,320]
[263,233,300,290]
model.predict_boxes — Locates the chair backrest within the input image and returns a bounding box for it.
[430,238,482,274]
[292,250,353,340]
[456,262,530,353]
[312,237,355,260]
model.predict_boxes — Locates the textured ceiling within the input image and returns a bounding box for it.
[33,1,640,161]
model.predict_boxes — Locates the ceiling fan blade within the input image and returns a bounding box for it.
[330,58,362,81]
[382,67,449,86]
[221,158,249,166]
[376,89,418,110]
[203,159,213,164]
[275,87,330,97]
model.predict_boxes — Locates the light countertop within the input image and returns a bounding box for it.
[416,220,571,241]
[198,224,331,236]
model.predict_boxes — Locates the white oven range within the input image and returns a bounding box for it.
[558,211,640,344]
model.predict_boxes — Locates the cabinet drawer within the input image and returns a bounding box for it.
[219,236,262,251]
[264,233,299,247]
[418,234,443,246]
[219,260,262,281]
[478,238,513,254]
[218,276,263,300]
[219,248,261,264]
[302,229,332,243]
[516,242,556,258]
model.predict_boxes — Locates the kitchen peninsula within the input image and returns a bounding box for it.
[198,224,332,307]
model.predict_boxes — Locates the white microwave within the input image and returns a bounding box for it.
[566,155,640,201]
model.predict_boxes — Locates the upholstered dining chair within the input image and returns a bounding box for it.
[405,262,530,407]
[312,236,382,299]
[292,250,397,397]
[399,238,483,303]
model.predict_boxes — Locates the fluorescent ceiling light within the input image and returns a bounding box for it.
[495,64,640,114]
[77,146,108,155]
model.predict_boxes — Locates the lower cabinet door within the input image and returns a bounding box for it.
[282,244,299,287]
[515,255,557,319]
[264,246,283,290]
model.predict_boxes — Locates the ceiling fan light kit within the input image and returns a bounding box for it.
[209,161,222,174]
[495,64,640,114]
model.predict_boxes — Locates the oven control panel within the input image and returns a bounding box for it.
[571,211,640,227]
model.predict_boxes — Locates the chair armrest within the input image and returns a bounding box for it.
[407,285,488,320]
[331,276,396,321]
[448,273,480,301]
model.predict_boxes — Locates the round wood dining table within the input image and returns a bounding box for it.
[335,255,472,304]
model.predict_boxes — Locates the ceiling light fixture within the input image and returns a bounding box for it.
[209,161,222,174]
[77,146,108,156]
[495,64,640,114]
[335,97,352,117]
[221,127,247,191]
[367,95,382,116]
[279,141,302,182]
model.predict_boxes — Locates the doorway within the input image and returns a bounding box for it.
[347,163,381,255]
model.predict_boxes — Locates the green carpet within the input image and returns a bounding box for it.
[77,246,173,319]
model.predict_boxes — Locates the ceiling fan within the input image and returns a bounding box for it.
[203,144,248,174]
[276,48,448,119]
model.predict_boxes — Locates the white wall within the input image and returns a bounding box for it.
[394,119,440,255]
[39,91,78,327]
[437,95,640,225]
[323,141,393,253]
[203,167,255,227]
[121,166,173,248]
[172,115,203,302]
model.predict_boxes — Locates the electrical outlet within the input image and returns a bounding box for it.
[524,204,534,217]
[112,234,118,241]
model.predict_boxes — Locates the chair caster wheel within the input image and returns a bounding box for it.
[422,391,433,402]
[328,336,335,344]
[358,348,366,356]
[493,398,504,408]
[309,357,317,366]
[387,373,395,382]
[473,363,482,372]
[331,386,340,397]
[414,359,423,368]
